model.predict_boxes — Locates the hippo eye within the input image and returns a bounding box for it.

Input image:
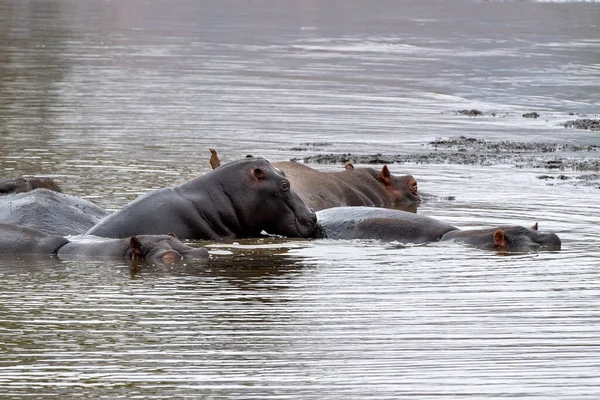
[280,180,290,192]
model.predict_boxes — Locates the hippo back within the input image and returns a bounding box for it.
[0,189,109,236]
[315,207,458,243]
[87,157,317,240]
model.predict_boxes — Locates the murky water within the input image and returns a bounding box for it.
[1,0,600,398]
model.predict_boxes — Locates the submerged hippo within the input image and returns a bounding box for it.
[0,223,209,263]
[272,161,421,211]
[315,207,561,252]
[0,189,109,236]
[87,157,317,240]
[0,176,62,195]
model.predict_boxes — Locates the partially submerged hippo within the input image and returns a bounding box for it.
[272,161,421,211]
[0,223,208,263]
[314,207,561,252]
[87,157,317,240]
[0,188,109,236]
[0,176,61,195]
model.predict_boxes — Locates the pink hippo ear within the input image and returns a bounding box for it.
[344,163,355,170]
[253,168,266,180]
[531,222,538,231]
[167,232,178,238]
[493,229,507,248]
[380,165,392,186]
[129,236,144,259]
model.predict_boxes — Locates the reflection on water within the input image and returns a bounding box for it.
[1,0,600,398]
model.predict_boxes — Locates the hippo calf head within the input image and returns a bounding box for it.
[442,224,561,252]
[126,234,209,264]
[362,164,421,204]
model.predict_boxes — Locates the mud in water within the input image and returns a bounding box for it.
[561,119,600,131]
[293,136,600,172]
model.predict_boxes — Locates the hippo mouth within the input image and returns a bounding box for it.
[292,209,318,238]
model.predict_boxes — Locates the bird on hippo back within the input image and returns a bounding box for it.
[314,207,561,252]
[86,157,317,240]
[0,223,209,264]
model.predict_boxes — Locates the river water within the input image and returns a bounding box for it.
[1,0,600,398]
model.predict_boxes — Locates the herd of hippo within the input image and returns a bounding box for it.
[0,153,561,264]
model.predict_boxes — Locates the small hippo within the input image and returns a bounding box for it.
[87,157,317,240]
[273,161,421,211]
[0,223,209,264]
[314,207,561,252]
[0,189,109,236]
[0,176,62,195]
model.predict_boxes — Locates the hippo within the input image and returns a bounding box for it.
[0,176,62,195]
[0,188,110,236]
[270,161,421,211]
[0,223,209,263]
[314,207,561,252]
[86,157,317,240]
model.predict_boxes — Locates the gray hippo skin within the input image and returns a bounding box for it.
[0,189,109,236]
[272,161,421,211]
[315,207,561,252]
[0,176,61,195]
[0,224,209,263]
[87,157,317,240]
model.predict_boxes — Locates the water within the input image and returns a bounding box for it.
[1,0,600,398]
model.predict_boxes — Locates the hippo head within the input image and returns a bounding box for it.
[211,157,318,238]
[443,224,561,252]
[367,165,421,204]
[127,234,209,264]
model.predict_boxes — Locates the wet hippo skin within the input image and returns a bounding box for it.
[0,224,209,263]
[0,189,110,236]
[87,157,317,240]
[314,207,561,252]
[272,161,421,211]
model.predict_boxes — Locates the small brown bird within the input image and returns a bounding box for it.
[209,148,221,170]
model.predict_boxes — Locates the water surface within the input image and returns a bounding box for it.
[1,0,600,398]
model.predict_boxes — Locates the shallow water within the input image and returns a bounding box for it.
[1,0,600,398]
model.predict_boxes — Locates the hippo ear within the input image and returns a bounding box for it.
[129,236,144,258]
[380,165,392,186]
[531,222,538,231]
[253,168,266,180]
[167,232,179,238]
[344,163,355,170]
[493,229,507,248]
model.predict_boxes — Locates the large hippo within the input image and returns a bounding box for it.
[314,207,561,252]
[0,188,109,236]
[0,176,62,195]
[0,223,209,263]
[87,157,317,240]
[271,161,421,211]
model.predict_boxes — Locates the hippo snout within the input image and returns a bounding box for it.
[298,208,318,237]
